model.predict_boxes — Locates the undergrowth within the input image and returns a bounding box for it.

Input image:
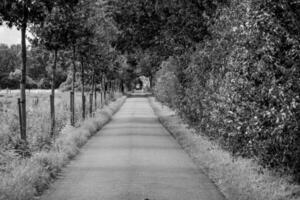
[0,94,126,200]
[150,97,300,200]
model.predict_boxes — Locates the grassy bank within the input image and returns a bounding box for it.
[149,97,300,200]
[0,91,83,153]
[0,96,126,200]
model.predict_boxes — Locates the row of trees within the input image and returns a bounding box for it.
[107,0,300,182]
[0,0,124,141]
[2,0,299,181]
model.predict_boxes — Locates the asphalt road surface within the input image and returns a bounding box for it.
[40,97,225,200]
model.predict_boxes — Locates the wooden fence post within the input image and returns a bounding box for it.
[50,94,55,136]
[104,82,107,104]
[18,98,23,137]
[89,93,93,117]
[82,95,86,120]
[116,80,119,93]
[109,81,112,100]
[100,90,103,108]
[70,91,74,126]
[94,91,97,110]
[112,80,115,97]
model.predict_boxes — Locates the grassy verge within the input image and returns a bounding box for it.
[0,96,126,200]
[0,91,84,153]
[149,97,300,200]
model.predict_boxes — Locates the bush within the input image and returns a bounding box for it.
[154,0,300,181]
[154,57,179,107]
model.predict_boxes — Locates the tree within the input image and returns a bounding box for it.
[0,0,55,141]
[75,0,119,118]
[33,1,77,136]
[106,0,227,85]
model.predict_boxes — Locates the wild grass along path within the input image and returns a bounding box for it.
[40,97,225,200]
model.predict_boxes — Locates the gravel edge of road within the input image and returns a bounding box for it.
[149,97,300,200]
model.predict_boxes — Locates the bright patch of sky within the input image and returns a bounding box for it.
[0,25,21,46]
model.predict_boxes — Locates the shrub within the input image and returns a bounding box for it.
[154,57,179,107]
[154,0,300,181]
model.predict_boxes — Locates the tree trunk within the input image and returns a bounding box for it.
[92,70,97,109]
[50,50,57,137]
[100,75,103,107]
[92,69,95,95]
[20,19,27,141]
[70,91,74,126]
[89,93,93,117]
[121,80,124,93]
[81,59,85,120]
[103,75,107,104]
[149,75,153,89]
[71,45,76,125]
[72,45,76,93]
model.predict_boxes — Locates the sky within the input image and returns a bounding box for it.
[0,25,21,46]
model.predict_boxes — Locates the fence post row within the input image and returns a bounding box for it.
[16,79,121,142]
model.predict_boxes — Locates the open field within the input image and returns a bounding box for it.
[0,94,126,200]
[0,89,116,158]
[0,89,124,200]
[0,89,59,94]
[0,90,81,153]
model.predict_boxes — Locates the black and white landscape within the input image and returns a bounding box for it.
[0,1,300,200]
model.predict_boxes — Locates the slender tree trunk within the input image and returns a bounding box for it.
[72,45,76,93]
[89,93,93,117]
[20,18,27,141]
[81,59,85,120]
[103,75,106,104]
[71,45,76,125]
[94,86,97,110]
[50,50,57,137]
[100,74,103,107]
[121,80,124,93]
[92,69,96,110]
[149,75,153,89]
[92,69,95,95]
[109,81,112,99]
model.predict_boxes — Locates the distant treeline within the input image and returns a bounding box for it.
[0,43,68,89]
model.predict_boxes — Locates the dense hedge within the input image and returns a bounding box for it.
[154,0,300,181]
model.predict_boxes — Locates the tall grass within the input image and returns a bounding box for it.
[0,91,125,200]
[0,91,82,152]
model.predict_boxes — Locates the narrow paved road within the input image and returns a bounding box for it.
[40,97,225,200]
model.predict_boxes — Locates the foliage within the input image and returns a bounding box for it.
[154,0,300,181]
[0,44,21,88]
[150,97,300,200]
[0,45,69,89]
[106,0,227,81]
[153,57,179,106]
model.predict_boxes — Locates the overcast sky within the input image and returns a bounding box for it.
[0,25,21,46]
